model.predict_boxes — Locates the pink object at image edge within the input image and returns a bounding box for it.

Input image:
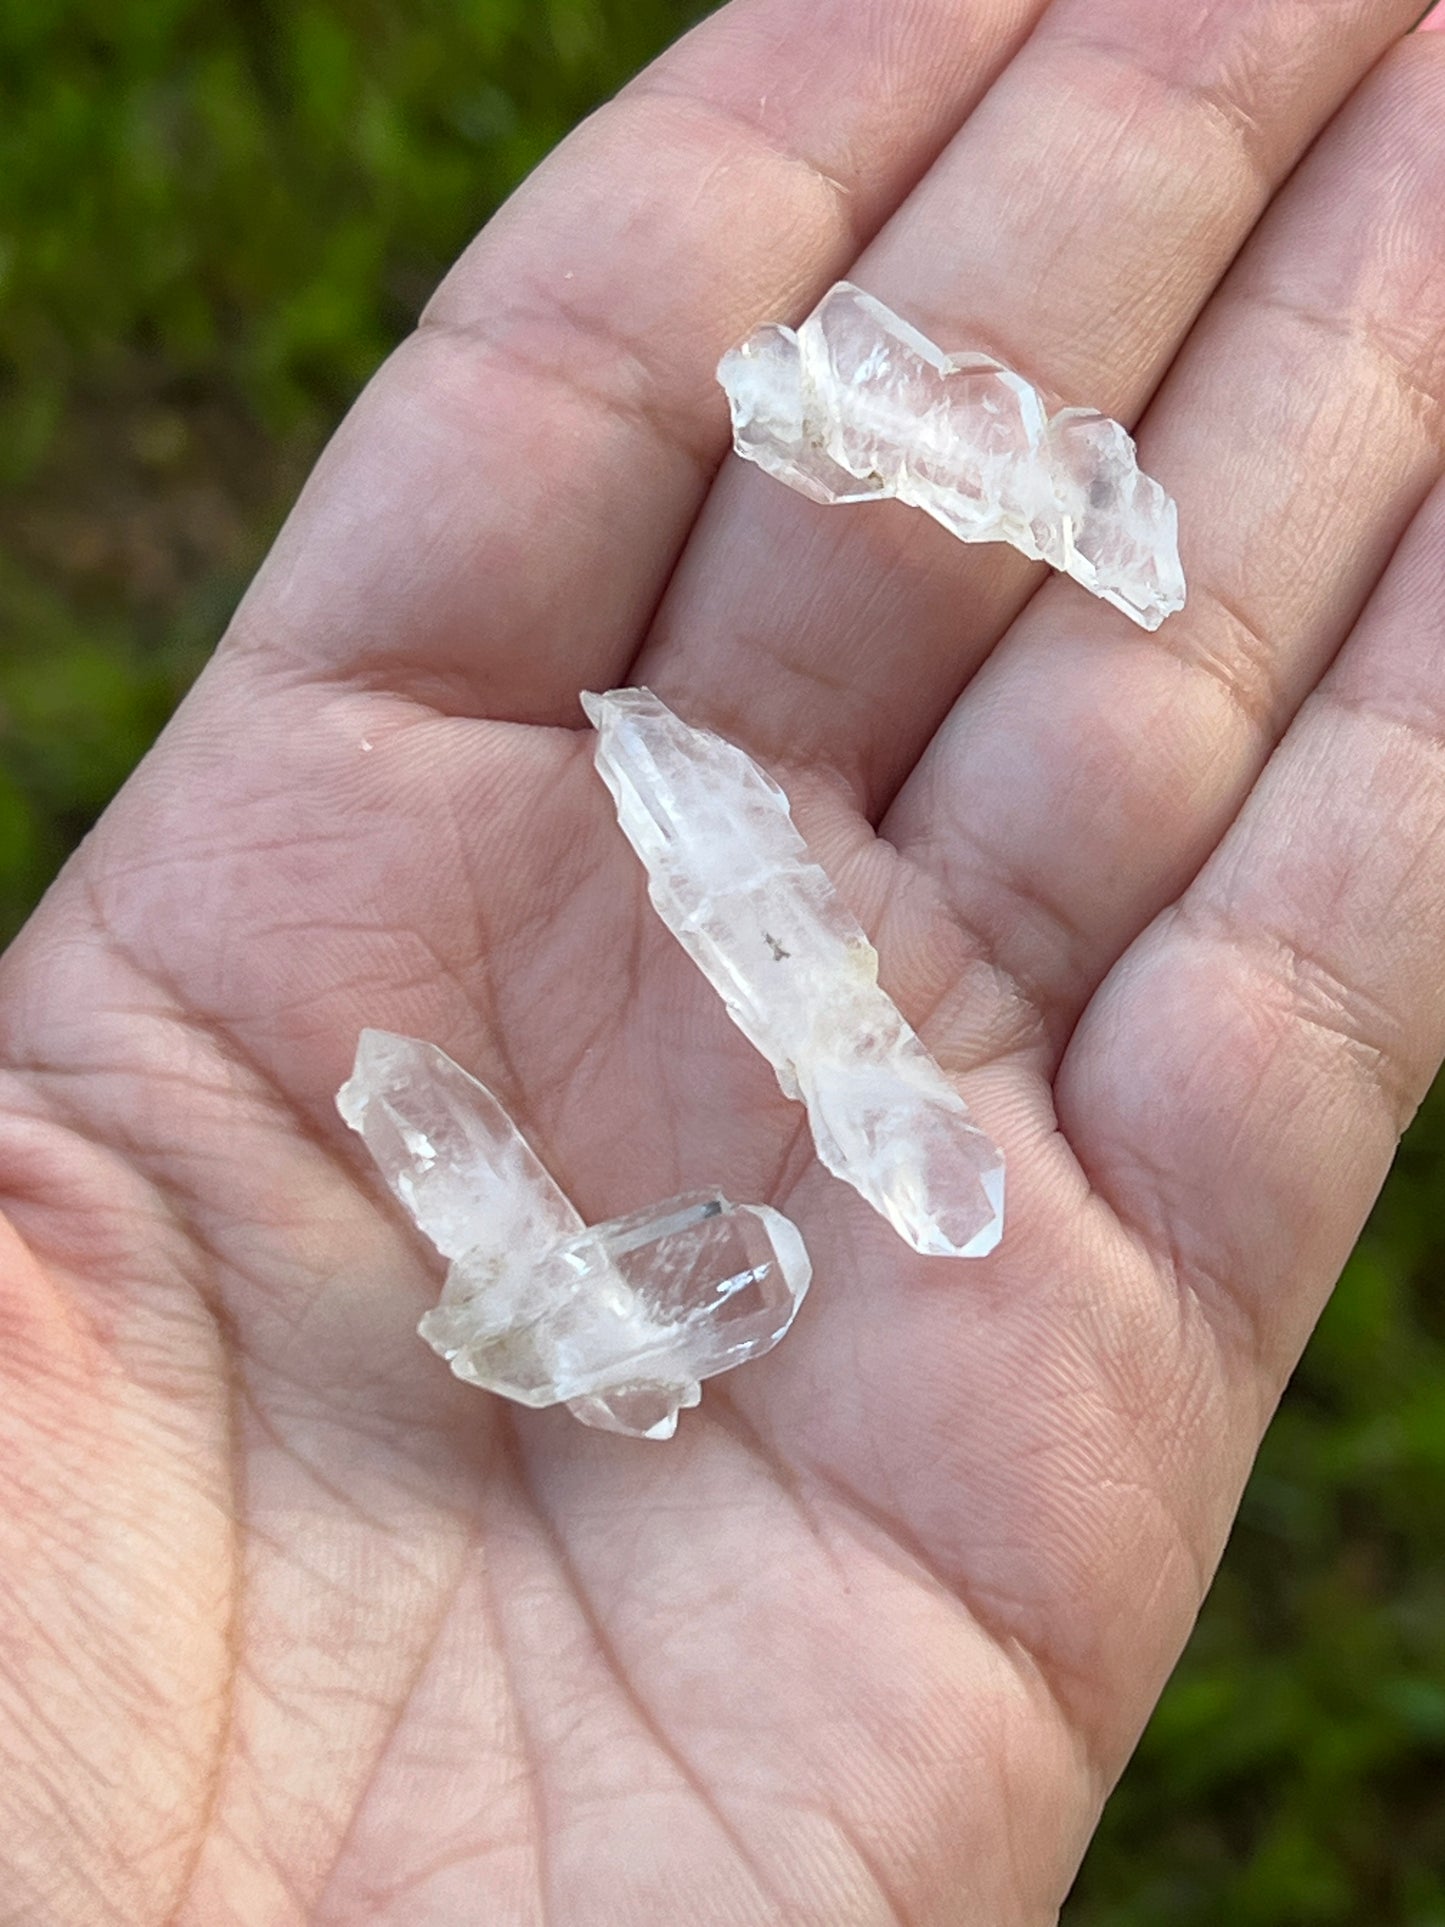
[1422,4,1445,30]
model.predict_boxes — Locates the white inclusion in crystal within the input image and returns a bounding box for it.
[718,280,1185,632]
[337,1030,811,1440]
[584,689,1005,1259]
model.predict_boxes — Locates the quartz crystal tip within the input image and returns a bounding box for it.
[802,1056,1005,1259]
[337,1028,581,1263]
[717,280,1184,631]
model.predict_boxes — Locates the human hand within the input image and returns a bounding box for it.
[3,2,1444,1920]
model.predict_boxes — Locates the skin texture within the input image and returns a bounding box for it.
[2,2,1444,1921]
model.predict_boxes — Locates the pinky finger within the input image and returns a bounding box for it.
[1060,477,1445,1383]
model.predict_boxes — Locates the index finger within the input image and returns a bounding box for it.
[225,0,1050,722]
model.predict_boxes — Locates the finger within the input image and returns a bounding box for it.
[887,34,1445,1058]
[226,0,1049,721]
[1061,470,1445,1383]
[641,0,1423,805]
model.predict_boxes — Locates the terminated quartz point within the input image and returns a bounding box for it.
[338,1030,811,1439]
[585,689,1005,1258]
[718,280,1185,631]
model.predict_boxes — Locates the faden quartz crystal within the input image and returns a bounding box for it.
[338,1030,811,1439]
[718,281,1185,631]
[585,689,1004,1258]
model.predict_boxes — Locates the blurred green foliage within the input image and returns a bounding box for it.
[2,3,1442,1918]
[1074,1112,1445,1924]
[0,0,703,927]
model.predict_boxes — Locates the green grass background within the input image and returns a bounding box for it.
[3,3,1443,1916]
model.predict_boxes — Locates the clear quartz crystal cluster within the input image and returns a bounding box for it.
[338,1030,811,1439]
[585,689,1004,1258]
[718,280,1185,631]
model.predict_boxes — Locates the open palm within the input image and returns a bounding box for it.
[5,2,1445,1920]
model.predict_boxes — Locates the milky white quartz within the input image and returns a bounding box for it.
[718,280,1185,631]
[338,1030,811,1439]
[585,690,1004,1258]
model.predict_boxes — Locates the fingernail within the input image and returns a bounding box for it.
[1421,2,1445,31]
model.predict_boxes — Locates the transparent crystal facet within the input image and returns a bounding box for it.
[338,1029,579,1263]
[585,689,1005,1258]
[339,1033,811,1438]
[718,281,1184,631]
[565,1382,702,1443]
